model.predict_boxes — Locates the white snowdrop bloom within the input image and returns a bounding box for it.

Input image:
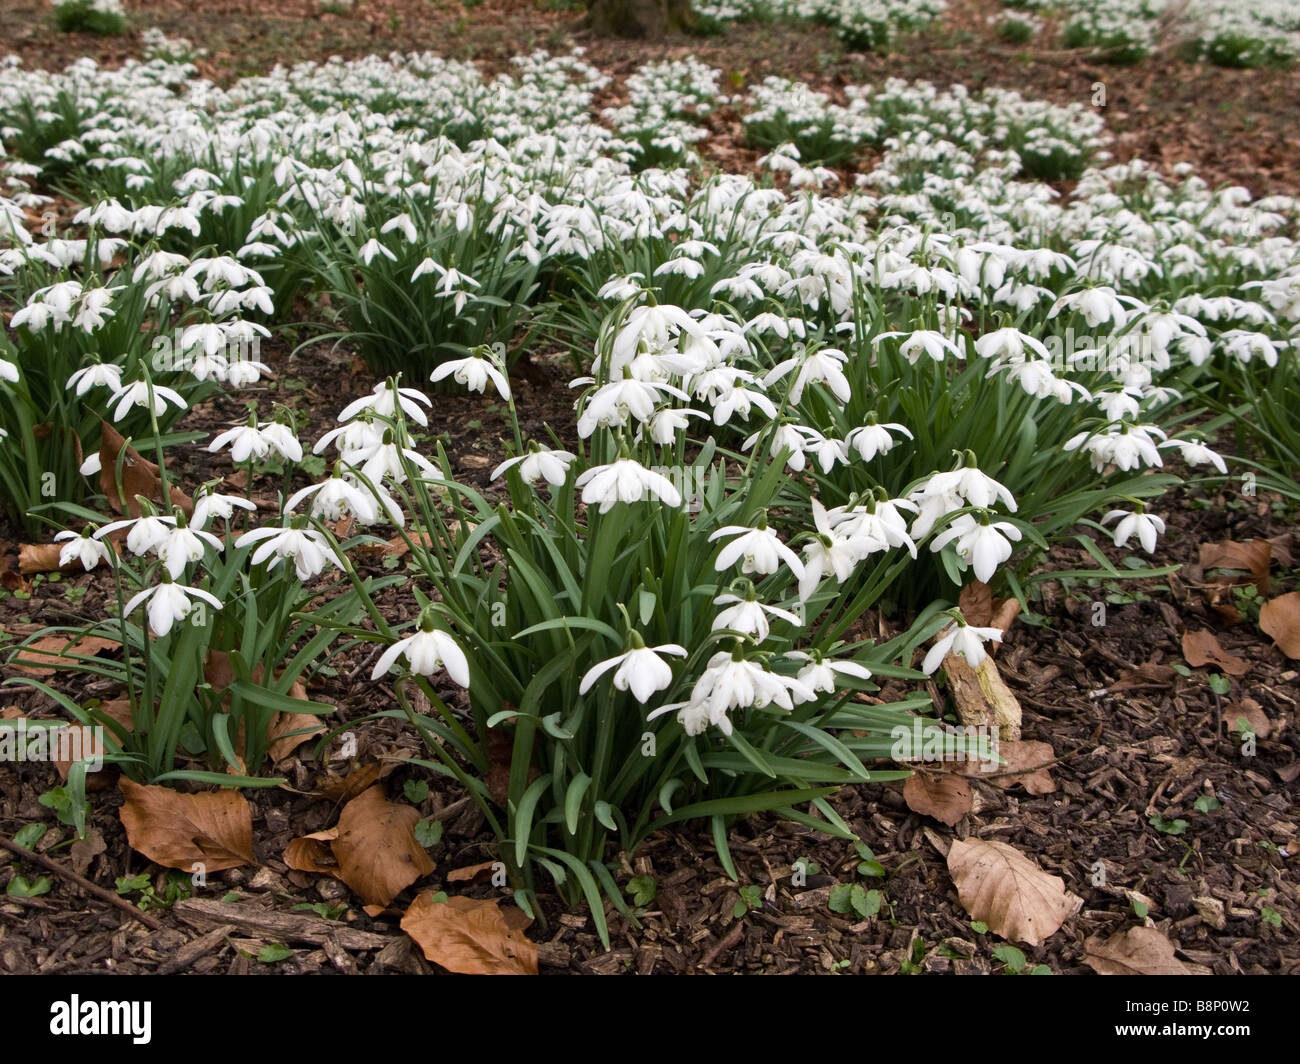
[259,423,304,463]
[492,447,576,487]
[0,359,17,384]
[1094,390,1142,422]
[875,329,965,364]
[649,650,815,736]
[919,465,1017,512]
[96,514,176,557]
[577,377,686,438]
[380,213,418,243]
[1220,330,1285,368]
[743,422,810,472]
[371,624,471,688]
[1160,438,1226,474]
[787,652,872,696]
[1102,509,1166,554]
[708,381,778,426]
[1178,334,1213,367]
[208,424,270,464]
[124,580,223,638]
[191,491,255,528]
[596,274,645,302]
[974,327,1050,364]
[54,530,110,571]
[709,520,805,581]
[797,427,849,474]
[611,303,703,368]
[829,499,919,561]
[346,438,437,484]
[286,475,381,524]
[762,346,851,404]
[72,287,115,333]
[314,419,384,459]
[1049,287,1141,330]
[800,500,866,602]
[66,363,123,396]
[578,640,687,703]
[930,514,1022,584]
[156,522,224,579]
[711,593,801,642]
[922,621,1004,676]
[235,524,344,581]
[108,380,187,422]
[743,312,805,340]
[654,256,705,280]
[1019,248,1076,281]
[576,459,682,514]
[640,406,708,446]
[430,352,511,400]
[337,382,432,427]
[357,237,396,267]
[845,420,912,462]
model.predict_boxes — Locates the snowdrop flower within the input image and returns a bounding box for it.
[371,617,471,688]
[192,491,255,528]
[358,238,395,266]
[124,578,222,638]
[1160,438,1226,474]
[1049,287,1139,330]
[930,514,1022,584]
[208,423,270,464]
[974,327,1050,365]
[337,382,432,427]
[96,514,176,557]
[798,427,849,474]
[876,330,964,364]
[710,517,805,581]
[260,423,303,463]
[649,648,815,736]
[54,530,110,571]
[156,520,223,579]
[286,474,381,524]
[787,651,872,695]
[712,590,801,642]
[66,363,122,396]
[922,620,1004,676]
[236,523,344,581]
[577,376,686,438]
[919,462,1018,512]
[492,446,576,488]
[763,346,851,404]
[744,422,810,472]
[611,303,703,368]
[578,636,687,704]
[577,459,682,514]
[800,499,866,602]
[845,419,912,462]
[430,350,511,400]
[0,358,17,384]
[640,407,708,447]
[1102,509,1165,554]
[108,380,187,422]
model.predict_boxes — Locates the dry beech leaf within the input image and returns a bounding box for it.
[1112,662,1177,689]
[330,785,434,907]
[401,893,537,975]
[99,421,192,518]
[17,543,70,576]
[204,651,328,764]
[1226,699,1272,740]
[284,829,341,877]
[8,633,119,677]
[946,838,1081,946]
[1199,539,1271,592]
[1181,630,1249,676]
[446,860,499,885]
[1259,592,1300,659]
[1083,926,1211,975]
[958,581,993,626]
[902,773,972,826]
[118,778,254,872]
[990,740,1057,795]
[316,762,392,802]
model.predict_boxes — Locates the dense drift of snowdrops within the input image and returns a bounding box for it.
[0,49,1297,898]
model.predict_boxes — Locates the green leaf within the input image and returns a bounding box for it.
[414,818,443,848]
[404,779,430,804]
[257,943,293,963]
[12,823,46,850]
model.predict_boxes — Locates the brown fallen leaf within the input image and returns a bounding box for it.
[958,581,993,626]
[401,893,537,975]
[203,651,328,764]
[485,725,515,808]
[284,829,341,877]
[1226,698,1272,740]
[2,568,32,591]
[902,772,972,826]
[446,860,499,885]
[118,778,254,872]
[330,785,434,907]
[991,740,1057,795]
[316,762,392,802]
[1112,662,1177,689]
[1181,629,1249,676]
[1259,592,1300,659]
[99,421,192,518]
[1199,538,1271,593]
[988,596,1021,640]
[946,838,1082,946]
[7,633,119,677]
[1083,926,1211,975]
